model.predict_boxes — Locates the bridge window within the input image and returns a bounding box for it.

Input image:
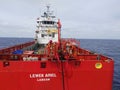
[42,21,54,25]
[49,34,52,37]
[41,34,44,37]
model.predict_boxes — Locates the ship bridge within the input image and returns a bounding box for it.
[35,6,61,45]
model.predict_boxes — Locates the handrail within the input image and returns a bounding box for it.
[0,54,112,61]
[0,41,35,54]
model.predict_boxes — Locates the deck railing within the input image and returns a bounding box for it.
[0,41,35,54]
[0,54,112,62]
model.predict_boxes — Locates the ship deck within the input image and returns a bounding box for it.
[0,39,113,62]
[0,39,114,90]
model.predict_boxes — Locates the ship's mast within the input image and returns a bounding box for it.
[47,5,50,14]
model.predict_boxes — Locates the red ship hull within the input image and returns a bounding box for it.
[0,40,114,90]
[0,60,114,90]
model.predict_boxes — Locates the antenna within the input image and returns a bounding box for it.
[47,5,50,13]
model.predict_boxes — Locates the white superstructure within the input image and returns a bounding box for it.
[35,6,61,45]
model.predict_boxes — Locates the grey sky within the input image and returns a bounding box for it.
[0,0,120,39]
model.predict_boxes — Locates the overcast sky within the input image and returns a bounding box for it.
[0,0,120,39]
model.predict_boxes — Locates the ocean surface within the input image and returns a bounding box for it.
[0,37,120,90]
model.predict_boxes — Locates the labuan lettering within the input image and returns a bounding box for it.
[37,78,50,82]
